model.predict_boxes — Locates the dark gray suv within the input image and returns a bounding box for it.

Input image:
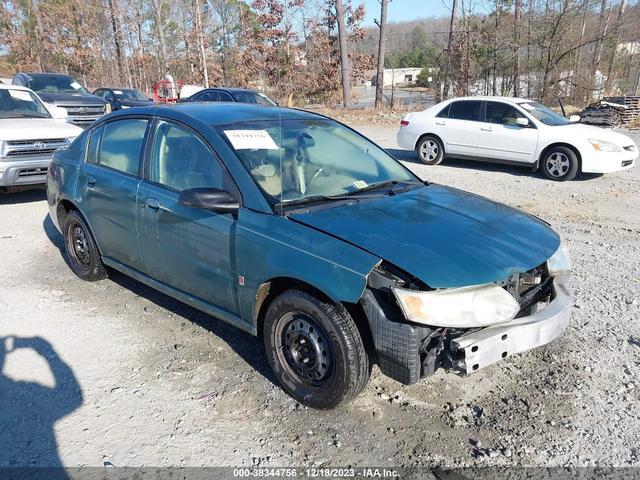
[12,73,108,128]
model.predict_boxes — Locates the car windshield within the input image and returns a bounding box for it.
[113,89,149,101]
[0,89,51,119]
[217,118,418,209]
[233,91,277,106]
[518,101,570,126]
[28,75,89,94]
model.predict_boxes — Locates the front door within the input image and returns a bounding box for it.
[477,101,539,163]
[137,119,239,315]
[78,118,149,270]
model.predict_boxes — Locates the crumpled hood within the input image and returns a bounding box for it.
[556,123,636,146]
[291,185,560,288]
[37,91,106,106]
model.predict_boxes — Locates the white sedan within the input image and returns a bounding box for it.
[397,96,638,181]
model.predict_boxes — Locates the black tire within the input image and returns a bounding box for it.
[263,289,370,409]
[416,134,445,165]
[541,146,579,181]
[62,210,108,282]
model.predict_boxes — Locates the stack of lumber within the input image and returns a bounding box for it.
[580,100,628,127]
[602,96,640,126]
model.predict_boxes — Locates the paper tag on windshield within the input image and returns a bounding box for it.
[353,180,368,189]
[224,130,278,150]
[71,81,82,90]
[114,90,123,94]
[8,90,32,102]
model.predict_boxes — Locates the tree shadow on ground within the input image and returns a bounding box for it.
[386,148,604,182]
[42,214,277,389]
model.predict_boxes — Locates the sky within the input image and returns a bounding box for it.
[360,0,454,26]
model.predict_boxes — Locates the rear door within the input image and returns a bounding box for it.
[77,117,149,270]
[438,100,482,156]
[477,101,539,163]
[136,119,239,314]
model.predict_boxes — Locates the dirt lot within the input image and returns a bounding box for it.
[1,125,639,470]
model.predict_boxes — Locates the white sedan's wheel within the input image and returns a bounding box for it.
[541,146,578,181]
[416,135,444,165]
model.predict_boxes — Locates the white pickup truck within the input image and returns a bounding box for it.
[0,84,83,191]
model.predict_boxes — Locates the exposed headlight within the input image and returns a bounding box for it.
[546,240,571,276]
[589,138,622,152]
[121,105,130,109]
[105,104,112,114]
[392,283,520,328]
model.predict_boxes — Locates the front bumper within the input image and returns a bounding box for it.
[452,275,572,374]
[0,156,52,187]
[580,148,638,173]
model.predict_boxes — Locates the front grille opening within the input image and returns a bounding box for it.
[622,160,633,167]
[497,264,553,317]
[18,167,48,177]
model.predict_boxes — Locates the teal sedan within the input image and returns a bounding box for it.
[46,103,572,409]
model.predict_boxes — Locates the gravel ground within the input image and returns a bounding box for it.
[0,125,639,470]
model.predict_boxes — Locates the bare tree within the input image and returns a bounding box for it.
[442,0,459,99]
[374,0,388,110]
[335,0,352,107]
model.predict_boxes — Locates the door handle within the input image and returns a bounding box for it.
[481,126,492,131]
[145,198,160,210]
[435,121,446,126]
[86,175,96,187]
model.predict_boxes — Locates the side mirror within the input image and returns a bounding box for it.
[50,106,68,120]
[569,114,580,123]
[105,94,115,102]
[515,117,530,127]
[179,188,240,213]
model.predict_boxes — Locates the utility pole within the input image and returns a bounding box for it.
[374,0,389,110]
[513,0,521,97]
[335,0,352,108]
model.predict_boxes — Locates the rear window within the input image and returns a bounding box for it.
[448,101,482,121]
[97,119,148,176]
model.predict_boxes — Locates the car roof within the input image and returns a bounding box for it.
[97,87,138,91]
[448,96,532,104]
[0,83,31,91]
[20,72,74,78]
[204,87,260,94]
[108,102,325,125]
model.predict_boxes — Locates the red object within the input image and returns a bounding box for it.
[400,120,409,126]
[152,79,185,103]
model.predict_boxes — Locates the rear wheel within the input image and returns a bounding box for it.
[416,135,444,165]
[63,210,108,282]
[263,290,370,409]
[541,146,578,181]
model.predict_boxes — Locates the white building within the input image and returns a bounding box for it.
[370,67,433,87]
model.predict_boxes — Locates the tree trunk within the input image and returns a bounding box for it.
[107,0,124,85]
[335,0,352,107]
[513,0,521,96]
[604,0,626,92]
[194,0,209,87]
[590,0,609,100]
[374,0,388,110]
[443,0,458,100]
[152,0,168,75]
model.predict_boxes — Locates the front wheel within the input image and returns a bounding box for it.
[416,135,444,165]
[541,146,579,181]
[263,290,370,409]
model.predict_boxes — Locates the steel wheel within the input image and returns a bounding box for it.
[278,312,333,386]
[67,222,91,271]
[545,152,570,178]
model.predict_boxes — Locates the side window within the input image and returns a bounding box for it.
[436,104,450,118]
[198,91,220,102]
[218,92,233,102]
[486,102,523,126]
[149,121,226,191]
[98,119,148,175]
[86,125,104,164]
[448,101,482,122]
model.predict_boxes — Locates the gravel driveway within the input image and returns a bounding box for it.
[0,126,638,469]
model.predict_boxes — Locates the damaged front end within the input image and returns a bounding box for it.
[360,244,572,385]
